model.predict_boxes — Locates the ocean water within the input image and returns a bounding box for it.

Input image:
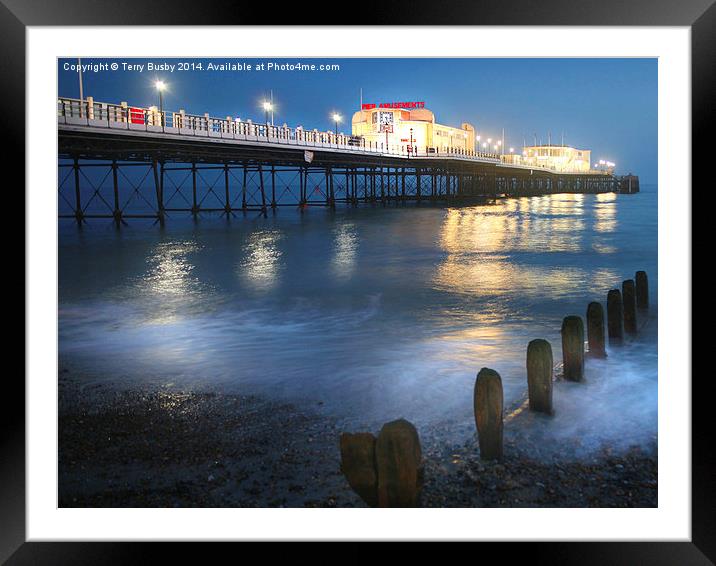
[59,187,658,454]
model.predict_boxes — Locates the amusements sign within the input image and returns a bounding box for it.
[362,101,425,110]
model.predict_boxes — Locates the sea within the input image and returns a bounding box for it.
[59,186,658,455]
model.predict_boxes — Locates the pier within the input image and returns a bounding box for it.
[58,97,622,224]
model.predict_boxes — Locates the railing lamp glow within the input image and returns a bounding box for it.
[509,147,514,153]
[332,113,342,136]
[154,80,166,126]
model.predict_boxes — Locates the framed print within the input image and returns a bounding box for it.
[8,0,710,561]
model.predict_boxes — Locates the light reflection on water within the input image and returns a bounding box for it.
[331,223,358,280]
[238,229,284,292]
[59,189,657,453]
[134,240,215,325]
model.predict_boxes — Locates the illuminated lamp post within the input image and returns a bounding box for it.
[155,80,166,126]
[262,101,273,137]
[332,113,342,136]
[263,101,273,124]
[409,128,414,157]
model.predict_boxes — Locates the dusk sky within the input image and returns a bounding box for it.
[58,58,657,183]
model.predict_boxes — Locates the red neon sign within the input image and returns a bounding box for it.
[362,101,425,110]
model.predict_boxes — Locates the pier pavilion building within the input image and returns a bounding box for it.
[351,104,476,154]
[506,144,592,173]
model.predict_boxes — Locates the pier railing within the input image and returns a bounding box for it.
[58,97,510,163]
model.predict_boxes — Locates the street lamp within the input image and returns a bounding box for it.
[155,80,166,126]
[332,113,342,136]
[263,101,273,125]
[409,128,414,157]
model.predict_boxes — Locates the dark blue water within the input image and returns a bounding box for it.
[59,187,658,454]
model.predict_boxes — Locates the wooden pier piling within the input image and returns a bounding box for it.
[561,316,585,381]
[474,368,504,461]
[586,302,607,358]
[526,339,554,414]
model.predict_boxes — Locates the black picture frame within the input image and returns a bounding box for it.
[8,0,708,561]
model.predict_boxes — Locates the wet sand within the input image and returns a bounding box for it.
[59,369,657,508]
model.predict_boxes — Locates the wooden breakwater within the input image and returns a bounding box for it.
[339,270,652,506]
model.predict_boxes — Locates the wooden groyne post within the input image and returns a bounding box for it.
[474,368,504,461]
[622,279,637,335]
[340,419,423,507]
[339,433,378,507]
[561,316,585,381]
[586,302,607,358]
[526,339,553,414]
[376,419,423,507]
[607,289,624,345]
[636,271,649,309]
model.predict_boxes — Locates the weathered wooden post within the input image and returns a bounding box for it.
[340,432,378,507]
[607,289,624,345]
[586,302,607,358]
[622,279,637,335]
[474,368,504,461]
[526,339,553,414]
[375,419,423,507]
[561,316,584,381]
[636,271,649,309]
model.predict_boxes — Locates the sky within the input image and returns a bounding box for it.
[58,58,657,183]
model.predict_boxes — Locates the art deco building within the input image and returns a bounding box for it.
[351,105,475,154]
